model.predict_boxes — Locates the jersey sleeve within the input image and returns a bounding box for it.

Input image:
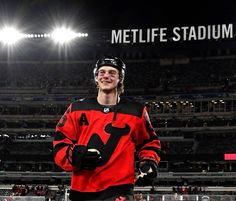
[135,106,161,165]
[53,103,78,171]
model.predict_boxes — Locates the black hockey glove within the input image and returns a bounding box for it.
[70,145,102,170]
[135,160,158,186]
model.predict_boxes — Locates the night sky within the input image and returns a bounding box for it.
[0,0,235,31]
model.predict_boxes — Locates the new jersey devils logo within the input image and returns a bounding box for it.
[87,123,130,165]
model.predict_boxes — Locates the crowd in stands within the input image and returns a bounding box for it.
[1,131,236,173]
[0,185,63,200]
[1,56,236,199]
[0,57,236,95]
[0,184,235,201]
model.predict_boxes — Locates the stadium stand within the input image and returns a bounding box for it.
[0,23,236,200]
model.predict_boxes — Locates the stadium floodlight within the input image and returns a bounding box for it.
[51,27,88,44]
[0,27,24,45]
[51,27,78,44]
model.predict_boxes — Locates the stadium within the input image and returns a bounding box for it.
[0,0,236,200]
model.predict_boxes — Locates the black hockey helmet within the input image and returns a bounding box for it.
[94,56,126,82]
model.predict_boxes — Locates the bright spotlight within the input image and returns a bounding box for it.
[51,27,78,44]
[0,27,24,45]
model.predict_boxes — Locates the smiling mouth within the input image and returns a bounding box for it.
[101,81,112,84]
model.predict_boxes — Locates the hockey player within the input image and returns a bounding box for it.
[53,56,161,201]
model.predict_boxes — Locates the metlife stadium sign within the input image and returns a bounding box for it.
[111,23,233,44]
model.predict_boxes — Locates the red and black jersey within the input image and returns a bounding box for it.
[53,97,161,195]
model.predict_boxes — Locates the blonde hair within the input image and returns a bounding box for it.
[117,82,124,95]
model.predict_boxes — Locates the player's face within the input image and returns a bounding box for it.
[96,66,120,93]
